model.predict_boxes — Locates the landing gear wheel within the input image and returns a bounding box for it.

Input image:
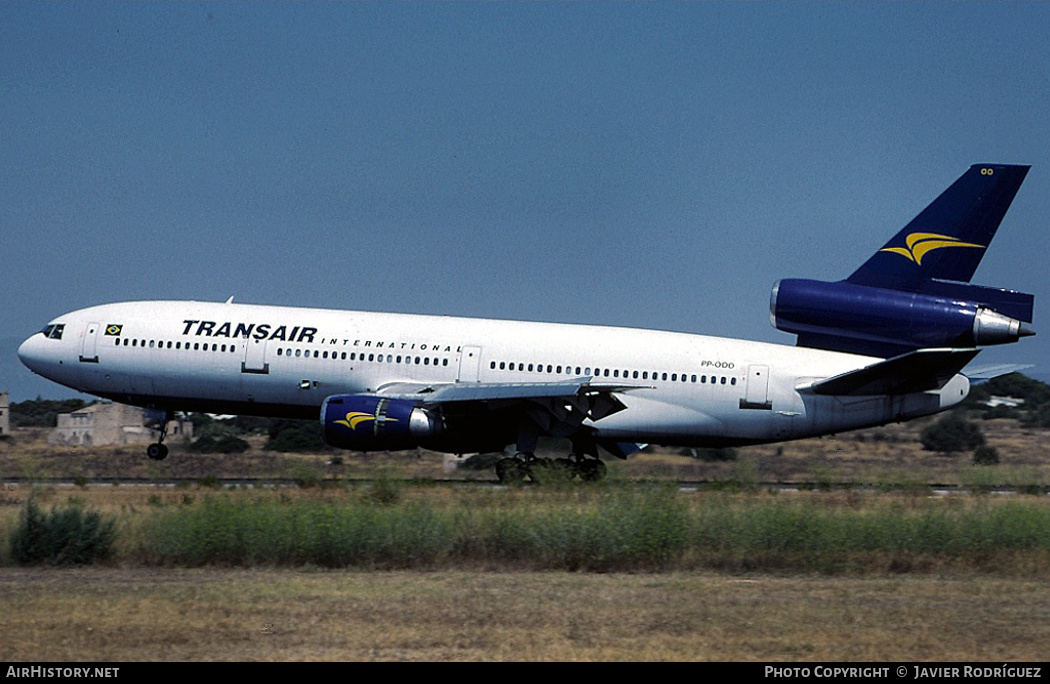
[577,458,607,482]
[146,443,169,461]
[495,457,528,484]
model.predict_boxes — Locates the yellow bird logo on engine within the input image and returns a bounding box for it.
[334,411,397,431]
[880,232,984,265]
[335,412,376,430]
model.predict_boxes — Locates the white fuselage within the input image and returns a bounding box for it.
[18,300,970,451]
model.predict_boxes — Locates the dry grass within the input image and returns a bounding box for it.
[3,417,1049,487]
[0,568,1047,661]
[2,421,1048,661]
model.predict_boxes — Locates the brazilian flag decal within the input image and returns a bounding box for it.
[104,324,123,336]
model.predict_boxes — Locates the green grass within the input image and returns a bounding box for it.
[110,487,1050,573]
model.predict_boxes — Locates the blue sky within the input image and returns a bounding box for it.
[2,2,1048,401]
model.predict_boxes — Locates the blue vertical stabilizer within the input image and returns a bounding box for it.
[847,164,1030,290]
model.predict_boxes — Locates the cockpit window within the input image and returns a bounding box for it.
[41,324,64,340]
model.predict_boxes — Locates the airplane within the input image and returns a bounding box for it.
[18,163,1035,483]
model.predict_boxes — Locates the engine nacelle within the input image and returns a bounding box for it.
[321,394,442,451]
[771,278,1033,353]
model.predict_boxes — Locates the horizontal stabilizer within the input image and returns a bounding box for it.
[801,348,979,396]
[963,363,1035,382]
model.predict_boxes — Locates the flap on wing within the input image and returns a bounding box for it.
[800,348,980,396]
[377,378,650,404]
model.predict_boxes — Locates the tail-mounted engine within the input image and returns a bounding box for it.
[771,278,1034,356]
[321,394,443,451]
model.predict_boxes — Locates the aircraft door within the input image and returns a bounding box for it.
[743,364,772,410]
[242,338,269,375]
[457,346,482,383]
[79,322,101,363]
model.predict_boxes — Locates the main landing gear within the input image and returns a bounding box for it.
[495,453,607,484]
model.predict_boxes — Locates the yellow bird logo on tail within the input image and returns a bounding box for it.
[880,232,984,266]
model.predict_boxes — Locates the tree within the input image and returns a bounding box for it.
[10,398,87,427]
[266,419,328,452]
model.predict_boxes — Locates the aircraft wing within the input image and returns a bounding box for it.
[377,377,649,417]
[375,378,652,457]
[800,348,980,396]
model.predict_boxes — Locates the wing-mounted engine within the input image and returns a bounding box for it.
[321,394,443,451]
[771,278,1034,357]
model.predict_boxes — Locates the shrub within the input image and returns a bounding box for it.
[9,496,116,566]
[973,445,1001,466]
[693,447,738,462]
[459,453,505,471]
[920,413,985,453]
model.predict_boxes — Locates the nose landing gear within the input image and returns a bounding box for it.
[146,441,169,461]
[144,408,172,461]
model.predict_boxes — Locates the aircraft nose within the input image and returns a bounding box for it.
[18,333,46,374]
